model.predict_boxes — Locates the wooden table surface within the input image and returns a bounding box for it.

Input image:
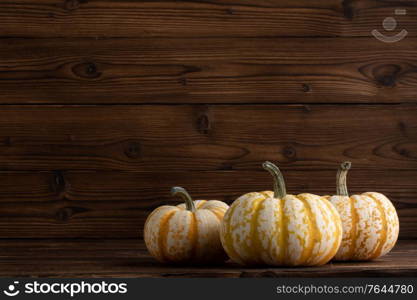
[1,240,416,278]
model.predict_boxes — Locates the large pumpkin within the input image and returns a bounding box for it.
[220,161,342,266]
[144,187,229,263]
[328,162,399,261]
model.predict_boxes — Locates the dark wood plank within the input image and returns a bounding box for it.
[0,169,415,239]
[0,38,417,104]
[0,240,416,277]
[0,0,416,38]
[0,105,416,171]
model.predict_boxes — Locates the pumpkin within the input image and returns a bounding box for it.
[220,161,342,266]
[144,187,229,263]
[328,162,399,261]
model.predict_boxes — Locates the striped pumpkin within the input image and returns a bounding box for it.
[220,162,342,266]
[328,162,399,261]
[144,187,229,263]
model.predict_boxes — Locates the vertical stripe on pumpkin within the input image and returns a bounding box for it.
[364,192,399,257]
[165,210,195,262]
[144,206,178,262]
[194,209,223,261]
[256,196,283,265]
[317,196,342,265]
[229,193,265,264]
[284,195,309,265]
[220,196,246,265]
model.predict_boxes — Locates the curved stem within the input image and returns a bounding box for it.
[336,161,351,197]
[262,161,286,198]
[171,186,196,212]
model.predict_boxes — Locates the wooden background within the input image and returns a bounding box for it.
[0,0,416,254]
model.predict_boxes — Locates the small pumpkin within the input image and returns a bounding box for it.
[220,161,342,266]
[328,162,399,261]
[144,187,229,263]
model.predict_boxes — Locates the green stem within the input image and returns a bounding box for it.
[262,161,286,198]
[171,186,196,212]
[336,161,351,197]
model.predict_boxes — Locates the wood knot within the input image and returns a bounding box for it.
[283,145,297,159]
[219,162,233,170]
[85,63,98,76]
[51,171,66,194]
[342,0,354,19]
[398,121,407,136]
[373,64,400,87]
[197,114,211,134]
[54,171,65,187]
[56,207,72,222]
[379,75,396,87]
[226,8,235,15]
[55,207,88,222]
[398,148,410,157]
[55,206,89,222]
[72,62,101,79]
[125,141,141,159]
[302,83,311,92]
[394,144,412,158]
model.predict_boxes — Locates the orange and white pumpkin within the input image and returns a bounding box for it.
[328,162,399,261]
[220,161,342,266]
[144,187,229,263]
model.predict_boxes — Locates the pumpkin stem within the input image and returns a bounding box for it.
[336,161,351,197]
[262,161,286,199]
[171,186,196,212]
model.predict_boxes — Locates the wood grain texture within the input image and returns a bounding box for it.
[0,240,416,277]
[1,38,417,104]
[0,105,415,171]
[0,169,415,239]
[1,0,417,278]
[0,0,416,38]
